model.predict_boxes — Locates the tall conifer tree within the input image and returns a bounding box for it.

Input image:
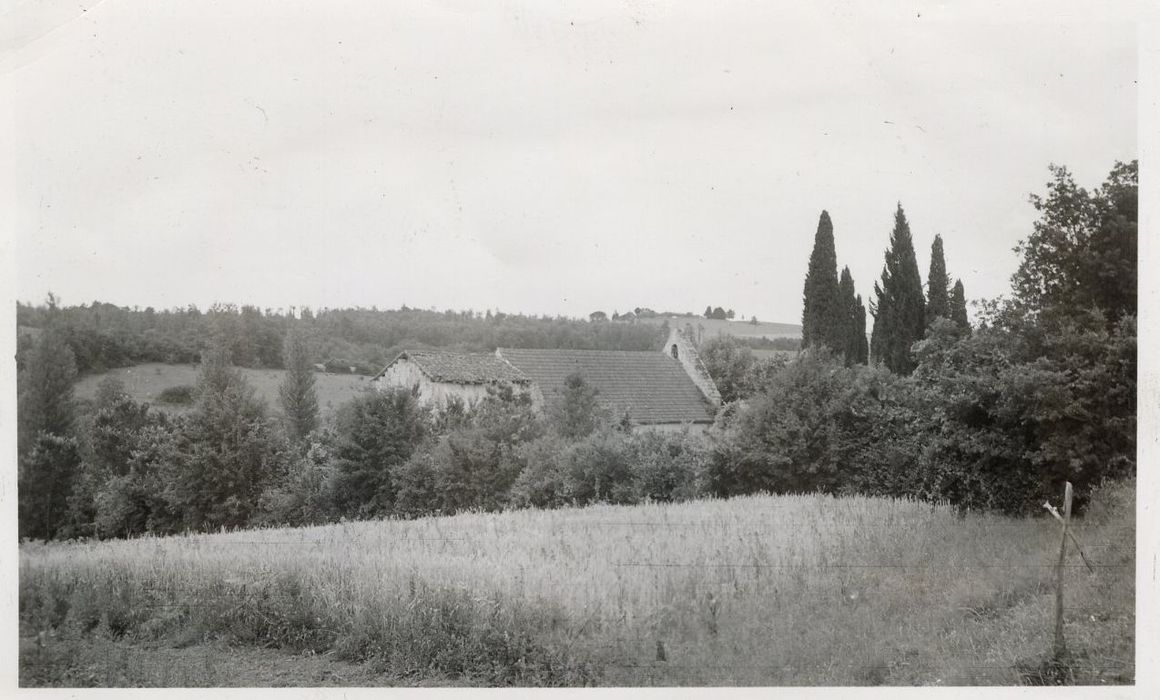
[837,267,864,365]
[279,327,319,446]
[926,234,950,322]
[854,294,869,363]
[870,204,926,374]
[950,279,970,334]
[802,210,841,350]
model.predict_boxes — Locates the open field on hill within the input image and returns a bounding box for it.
[636,316,802,340]
[73,363,374,417]
[19,480,1133,687]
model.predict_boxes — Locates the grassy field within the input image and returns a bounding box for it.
[73,363,374,417]
[637,316,802,340]
[18,480,1134,687]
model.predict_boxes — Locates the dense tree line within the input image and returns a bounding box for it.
[16,302,668,377]
[17,320,711,539]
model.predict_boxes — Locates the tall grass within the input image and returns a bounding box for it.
[19,481,1134,686]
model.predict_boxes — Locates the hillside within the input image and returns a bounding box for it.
[19,480,1134,687]
[73,363,373,417]
[634,315,802,341]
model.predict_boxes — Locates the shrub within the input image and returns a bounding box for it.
[560,429,636,505]
[254,438,339,527]
[156,385,196,405]
[627,430,706,502]
[508,435,569,509]
[391,442,442,517]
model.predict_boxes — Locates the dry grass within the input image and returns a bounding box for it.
[73,363,373,417]
[19,481,1134,686]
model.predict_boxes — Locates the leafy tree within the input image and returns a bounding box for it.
[801,210,840,350]
[705,351,922,501]
[279,327,320,446]
[926,234,950,322]
[870,204,926,374]
[950,279,970,334]
[331,388,429,516]
[255,437,338,527]
[550,373,608,439]
[912,310,1134,514]
[18,433,81,540]
[430,388,544,513]
[700,336,760,402]
[560,429,636,504]
[92,420,184,538]
[507,435,570,509]
[17,328,78,454]
[629,430,705,502]
[66,379,157,537]
[1012,161,1137,322]
[589,311,608,322]
[17,326,81,539]
[704,306,713,318]
[166,344,278,530]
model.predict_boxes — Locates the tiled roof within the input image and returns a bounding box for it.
[498,349,716,425]
[377,351,531,384]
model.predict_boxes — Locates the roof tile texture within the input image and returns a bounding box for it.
[393,351,530,384]
[498,348,715,424]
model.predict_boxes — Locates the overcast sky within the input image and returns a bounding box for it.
[1,1,1141,324]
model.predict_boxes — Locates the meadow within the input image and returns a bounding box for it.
[73,363,373,417]
[639,316,802,340]
[19,479,1134,687]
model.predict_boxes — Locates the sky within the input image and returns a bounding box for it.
[0,0,1142,324]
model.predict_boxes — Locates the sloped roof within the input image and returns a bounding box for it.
[376,351,530,384]
[498,348,716,424]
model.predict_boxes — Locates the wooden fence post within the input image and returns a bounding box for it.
[1052,481,1073,660]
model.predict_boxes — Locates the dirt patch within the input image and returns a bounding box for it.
[19,635,468,688]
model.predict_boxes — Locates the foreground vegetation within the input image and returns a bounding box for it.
[20,478,1134,687]
[15,160,1136,543]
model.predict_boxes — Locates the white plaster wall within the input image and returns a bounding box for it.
[664,326,723,406]
[374,358,529,410]
[633,422,710,436]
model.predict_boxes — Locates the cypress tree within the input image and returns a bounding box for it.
[802,210,841,350]
[870,204,926,374]
[854,294,869,364]
[926,234,950,322]
[279,327,320,446]
[837,267,863,365]
[950,279,970,334]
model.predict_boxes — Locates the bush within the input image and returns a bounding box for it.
[508,435,569,509]
[704,350,924,501]
[156,385,196,405]
[559,429,636,505]
[391,443,442,517]
[911,311,1136,514]
[627,430,706,502]
[254,437,339,527]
